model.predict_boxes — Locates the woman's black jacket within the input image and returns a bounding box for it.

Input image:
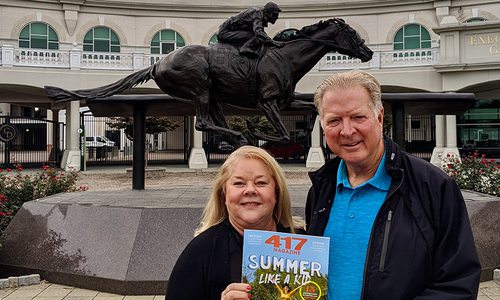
[305,137,481,299]
[165,219,296,300]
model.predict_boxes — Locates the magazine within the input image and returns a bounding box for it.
[242,229,329,300]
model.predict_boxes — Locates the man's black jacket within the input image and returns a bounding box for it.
[306,137,481,299]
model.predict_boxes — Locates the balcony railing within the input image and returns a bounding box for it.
[0,45,440,71]
[14,48,69,68]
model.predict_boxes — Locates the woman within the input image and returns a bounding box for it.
[165,146,304,300]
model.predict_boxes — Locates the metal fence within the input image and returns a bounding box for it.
[80,113,436,166]
[0,116,64,168]
[81,112,190,166]
[405,115,435,160]
[203,115,312,164]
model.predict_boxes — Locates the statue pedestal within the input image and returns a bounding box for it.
[306,147,325,169]
[188,147,208,169]
[430,147,444,167]
[60,149,81,171]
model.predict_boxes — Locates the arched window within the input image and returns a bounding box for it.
[83,27,120,52]
[465,17,487,23]
[150,29,185,55]
[209,34,218,45]
[19,22,59,50]
[393,24,431,50]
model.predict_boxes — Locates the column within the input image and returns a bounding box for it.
[46,110,54,153]
[306,116,325,168]
[430,115,445,167]
[132,105,146,190]
[60,100,81,170]
[0,103,10,115]
[133,52,144,71]
[69,44,81,70]
[188,117,208,169]
[0,104,10,152]
[1,45,14,67]
[442,115,460,164]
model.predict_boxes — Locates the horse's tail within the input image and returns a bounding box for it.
[45,64,156,102]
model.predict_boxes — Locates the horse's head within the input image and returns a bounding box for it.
[315,18,373,62]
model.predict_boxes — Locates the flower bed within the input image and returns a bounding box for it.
[0,165,88,248]
[444,152,500,197]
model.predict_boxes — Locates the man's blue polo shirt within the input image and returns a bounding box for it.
[323,154,391,299]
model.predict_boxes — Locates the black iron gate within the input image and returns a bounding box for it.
[81,111,190,166]
[0,116,64,168]
[203,115,311,164]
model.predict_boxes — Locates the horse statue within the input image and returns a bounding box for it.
[46,18,372,146]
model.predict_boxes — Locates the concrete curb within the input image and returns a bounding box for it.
[0,274,40,289]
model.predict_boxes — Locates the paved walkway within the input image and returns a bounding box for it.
[1,279,498,299]
[1,165,499,299]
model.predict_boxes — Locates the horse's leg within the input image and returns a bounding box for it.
[289,99,318,141]
[208,101,249,146]
[248,100,290,143]
[194,95,248,146]
[209,101,229,128]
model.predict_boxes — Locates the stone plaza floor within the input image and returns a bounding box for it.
[1,165,499,299]
[0,276,498,299]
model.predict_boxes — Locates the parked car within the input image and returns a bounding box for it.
[459,140,500,160]
[203,139,235,154]
[86,136,115,147]
[217,141,235,153]
[261,141,305,159]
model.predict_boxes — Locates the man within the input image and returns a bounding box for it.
[306,70,481,299]
[216,2,284,57]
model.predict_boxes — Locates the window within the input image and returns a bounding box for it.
[150,29,185,55]
[393,24,431,50]
[209,34,218,45]
[19,22,59,50]
[465,17,487,23]
[83,27,120,52]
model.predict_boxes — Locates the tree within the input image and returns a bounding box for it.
[228,116,275,145]
[106,117,180,167]
[107,117,180,141]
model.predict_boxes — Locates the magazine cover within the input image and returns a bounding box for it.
[242,229,329,300]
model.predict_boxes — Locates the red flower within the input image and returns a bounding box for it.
[6,168,11,173]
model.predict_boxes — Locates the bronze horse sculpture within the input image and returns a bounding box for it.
[46,18,372,145]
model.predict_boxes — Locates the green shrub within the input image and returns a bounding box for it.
[444,152,500,197]
[0,165,88,247]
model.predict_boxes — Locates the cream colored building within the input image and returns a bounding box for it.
[1,0,499,169]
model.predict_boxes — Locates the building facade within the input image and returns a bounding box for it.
[1,0,499,169]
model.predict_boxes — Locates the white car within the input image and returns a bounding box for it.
[86,136,115,147]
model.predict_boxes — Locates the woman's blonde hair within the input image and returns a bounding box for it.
[194,145,304,236]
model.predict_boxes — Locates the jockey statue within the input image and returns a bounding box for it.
[216,2,284,57]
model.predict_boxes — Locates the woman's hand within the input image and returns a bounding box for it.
[221,283,251,299]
